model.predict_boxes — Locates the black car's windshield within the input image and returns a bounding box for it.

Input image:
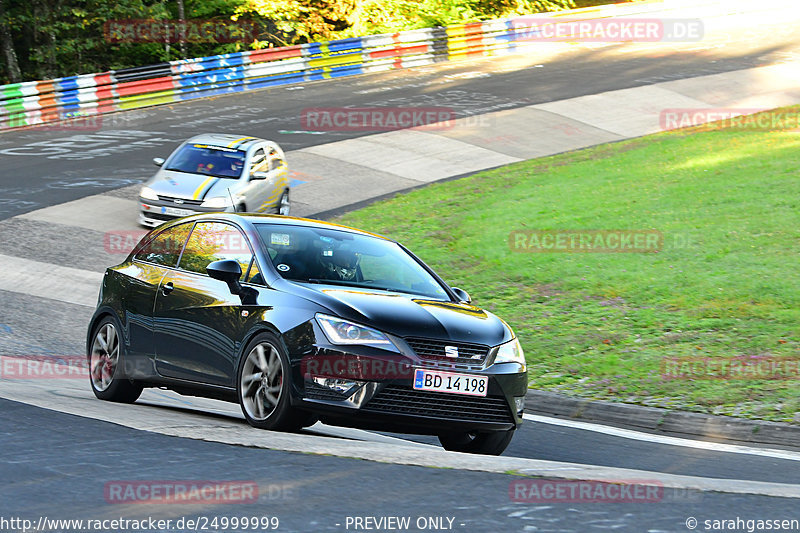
[255,224,450,300]
[166,143,246,178]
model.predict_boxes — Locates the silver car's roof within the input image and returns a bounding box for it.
[185,133,267,152]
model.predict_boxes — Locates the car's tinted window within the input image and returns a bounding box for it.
[165,143,245,179]
[245,258,265,285]
[250,148,268,175]
[268,147,283,171]
[133,223,192,267]
[178,222,252,280]
[254,223,449,299]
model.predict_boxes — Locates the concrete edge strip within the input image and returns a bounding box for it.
[0,386,799,498]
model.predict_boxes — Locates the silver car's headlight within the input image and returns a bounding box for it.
[201,196,232,208]
[494,338,526,370]
[316,314,397,350]
[140,186,159,201]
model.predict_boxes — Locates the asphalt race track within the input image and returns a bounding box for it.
[1,1,800,531]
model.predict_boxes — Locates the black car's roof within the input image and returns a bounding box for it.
[167,213,392,242]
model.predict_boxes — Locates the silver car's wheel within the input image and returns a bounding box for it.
[88,317,142,403]
[240,342,283,421]
[90,323,119,391]
[277,190,290,216]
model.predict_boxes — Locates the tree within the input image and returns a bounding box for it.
[0,0,22,83]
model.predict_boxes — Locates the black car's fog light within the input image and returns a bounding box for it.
[514,396,526,415]
[312,376,365,396]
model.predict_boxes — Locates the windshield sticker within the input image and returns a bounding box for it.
[271,233,291,246]
[276,264,290,272]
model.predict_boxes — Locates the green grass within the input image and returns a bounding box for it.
[333,107,800,423]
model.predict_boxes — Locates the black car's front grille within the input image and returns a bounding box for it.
[363,385,513,424]
[405,338,490,367]
[158,196,205,206]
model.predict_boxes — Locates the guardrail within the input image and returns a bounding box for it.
[0,1,674,131]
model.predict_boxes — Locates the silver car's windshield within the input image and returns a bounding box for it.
[255,224,450,300]
[166,143,246,179]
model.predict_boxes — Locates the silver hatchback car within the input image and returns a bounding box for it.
[138,133,291,227]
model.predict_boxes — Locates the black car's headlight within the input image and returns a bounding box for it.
[315,313,398,350]
[493,338,526,370]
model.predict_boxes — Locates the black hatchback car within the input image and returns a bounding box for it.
[87,214,527,455]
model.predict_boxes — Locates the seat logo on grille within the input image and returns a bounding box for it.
[444,346,459,358]
[173,199,184,204]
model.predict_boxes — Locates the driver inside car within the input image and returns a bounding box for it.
[319,249,360,281]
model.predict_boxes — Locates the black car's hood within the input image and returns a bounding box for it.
[291,283,512,346]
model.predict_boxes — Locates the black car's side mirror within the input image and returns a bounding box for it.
[452,287,471,304]
[153,157,165,167]
[207,260,242,295]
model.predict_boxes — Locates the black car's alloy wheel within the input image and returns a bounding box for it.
[89,317,143,403]
[237,333,313,431]
[438,429,515,456]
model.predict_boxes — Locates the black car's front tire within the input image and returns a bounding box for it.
[88,317,143,403]
[237,333,314,431]
[438,429,515,456]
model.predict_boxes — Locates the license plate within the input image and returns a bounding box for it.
[413,369,488,397]
[162,206,194,217]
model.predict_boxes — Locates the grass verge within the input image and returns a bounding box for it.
[333,107,800,423]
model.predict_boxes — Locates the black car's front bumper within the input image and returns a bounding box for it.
[290,333,527,435]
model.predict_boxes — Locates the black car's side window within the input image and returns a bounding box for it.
[133,223,192,267]
[178,222,253,280]
[245,257,265,286]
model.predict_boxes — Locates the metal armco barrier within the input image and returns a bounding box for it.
[0,1,674,130]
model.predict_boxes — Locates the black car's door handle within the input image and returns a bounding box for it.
[161,282,174,296]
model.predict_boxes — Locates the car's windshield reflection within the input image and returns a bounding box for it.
[254,223,449,300]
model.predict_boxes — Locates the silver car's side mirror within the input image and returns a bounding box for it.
[251,171,269,180]
[153,157,165,167]
[452,287,471,304]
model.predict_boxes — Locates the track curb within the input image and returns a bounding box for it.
[525,389,800,449]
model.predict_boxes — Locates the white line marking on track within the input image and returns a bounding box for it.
[524,413,800,462]
[0,254,102,307]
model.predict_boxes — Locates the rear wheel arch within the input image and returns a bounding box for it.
[86,308,119,354]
